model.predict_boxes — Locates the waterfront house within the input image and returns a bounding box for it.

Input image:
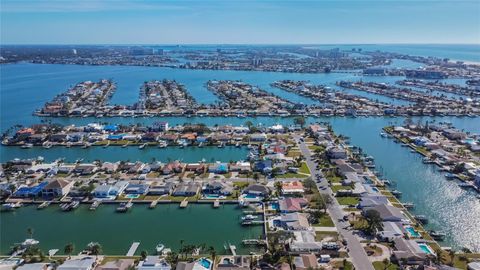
[92,181,128,199]
[150,122,169,132]
[101,162,119,174]
[280,213,310,230]
[57,257,96,270]
[107,134,123,141]
[208,163,229,174]
[147,182,175,195]
[124,183,149,195]
[364,204,407,223]
[27,134,47,144]
[242,184,270,198]
[42,179,74,198]
[196,136,209,144]
[216,256,250,270]
[103,125,118,133]
[73,164,97,175]
[49,133,70,143]
[138,257,171,270]
[327,147,347,159]
[249,133,267,142]
[442,129,467,141]
[377,222,404,242]
[185,163,205,174]
[357,195,389,209]
[392,238,428,265]
[96,259,134,270]
[142,132,159,142]
[162,161,184,175]
[281,181,304,196]
[13,182,48,198]
[289,231,323,253]
[202,181,233,196]
[293,254,319,270]
[229,162,251,173]
[278,197,308,213]
[172,182,201,196]
[57,165,76,174]
[159,134,178,144]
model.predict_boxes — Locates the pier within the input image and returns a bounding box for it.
[126,242,140,256]
[180,198,189,208]
[149,199,159,209]
[213,199,220,208]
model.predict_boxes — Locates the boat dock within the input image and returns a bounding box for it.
[126,242,140,256]
[242,239,266,246]
[180,198,189,208]
[149,199,159,209]
[224,243,237,256]
[213,199,220,208]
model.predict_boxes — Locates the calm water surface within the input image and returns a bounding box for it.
[0,204,263,255]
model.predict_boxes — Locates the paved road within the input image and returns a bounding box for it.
[295,135,375,270]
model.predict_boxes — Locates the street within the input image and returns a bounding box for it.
[295,135,375,270]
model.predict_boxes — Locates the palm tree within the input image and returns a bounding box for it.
[274,181,283,196]
[207,246,216,264]
[141,250,148,260]
[64,243,75,259]
[88,243,102,258]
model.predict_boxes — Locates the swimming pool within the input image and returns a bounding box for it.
[405,226,421,238]
[125,194,140,199]
[199,258,212,269]
[418,243,434,255]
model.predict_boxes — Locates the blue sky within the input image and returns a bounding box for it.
[1,0,479,44]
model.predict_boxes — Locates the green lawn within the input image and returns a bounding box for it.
[276,173,308,179]
[299,162,311,174]
[315,231,339,241]
[313,213,335,227]
[331,185,353,192]
[336,196,360,205]
[373,261,400,270]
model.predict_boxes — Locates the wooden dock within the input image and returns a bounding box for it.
[229,244,237,256]
[126,242,140,256]
[213,199,220,208]
[180,198,189,208]
[149,199,159,209]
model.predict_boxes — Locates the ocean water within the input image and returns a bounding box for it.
[302,44,480,63]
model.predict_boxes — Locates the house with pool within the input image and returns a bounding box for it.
[240,184,270,201]
[392,238,435,265]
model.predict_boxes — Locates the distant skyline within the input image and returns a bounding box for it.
[1,0,479,45]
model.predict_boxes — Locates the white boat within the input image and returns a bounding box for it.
[242,214,258,221]
[37,201,51,210]
[139,143,147,149]
[21,143,33,149]
[21,239,40,247]
[156,243,165,254]
[42,142,53,149]
[158,141,167,148]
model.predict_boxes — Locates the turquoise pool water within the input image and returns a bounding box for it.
[199,258,211,269]
[419,244,434,255]
[125,194,140,199]
[405,226,421,238]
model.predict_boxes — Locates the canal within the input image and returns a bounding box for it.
[0,204,264,255]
